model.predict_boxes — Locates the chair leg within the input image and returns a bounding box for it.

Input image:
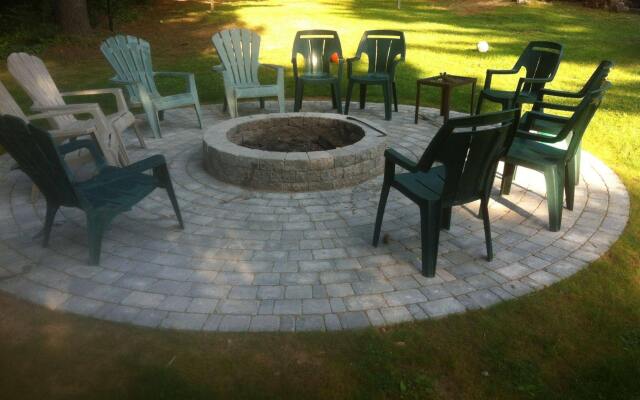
[86,212,112,265]
[359,84,367,109]
[419,201,442,277]
[144,105,162,139]
[294,80,304,112]
[475,92,485,115]
[334,82,342,114]
[277,87,286,114]
[382,82,392,121]
[440,206,452,230]
[392,81,398,112]
[42,203,59,248]
[574,145,582,185]
[194,101,203,129]
[344,80,354,115]
[223,96,228,112]
[372,182,391,247]
[132,121,147,149]
[480,197,493,261]
[330,84,337,109]
[259,98,265,109]
[500,162,517,195]
[544,166,565,232]
[565,162,575,211]
[229,96,239,119]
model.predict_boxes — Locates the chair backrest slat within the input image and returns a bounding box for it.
[212,28,261,86]
[563,84,610,163]
[0,80,27,119]
[100,35,160,103]
[292,30,342,75]
[7,53,77,128]
[417,109,520,204]
[0,115,78,206]
[515,41,563,95]
[355,30,405,75]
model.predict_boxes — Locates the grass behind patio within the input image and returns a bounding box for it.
[0,0,639,398]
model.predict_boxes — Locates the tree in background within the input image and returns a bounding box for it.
[56,0,92,34]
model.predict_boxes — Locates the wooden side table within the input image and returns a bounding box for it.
[414,74,477,124]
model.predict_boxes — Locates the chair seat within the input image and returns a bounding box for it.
[234,84,281,99]
[298,72,338,82]
[76,167,157,210]
[152,93,197,111]
[349,72,392,83]
[482,89,538,104]
[505,137,568,168]
[393,166,446,203]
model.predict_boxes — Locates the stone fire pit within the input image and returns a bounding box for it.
[203,113,387,191]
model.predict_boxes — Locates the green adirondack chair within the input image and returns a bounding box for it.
[530,60,614,185]
[0,115,184,265]
[212,28,285,118]
[373,109,520,277]
[476,41,563,113]
[100,35,203,139]
[344,30,405,121]
[292,30,344,113]
[500,82,611,232]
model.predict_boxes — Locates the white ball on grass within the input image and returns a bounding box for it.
[477,41,489,53]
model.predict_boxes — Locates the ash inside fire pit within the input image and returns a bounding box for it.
[227,117,365,152]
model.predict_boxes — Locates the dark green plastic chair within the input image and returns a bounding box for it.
[530,60,614,185]
[292,30,344,113]
[344,30,405,121]
[0,115,184,265]
[373,109,521,277]
[476,41,563,113]
[500,82,611,232]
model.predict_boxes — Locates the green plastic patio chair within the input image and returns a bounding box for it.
[530,60,614,185]
[292,30,344,113]
[373,109,520,277]
[344,30,405,121]
[212,28,285,118]
[476,41,563,113]
[101,35,203,138]
[500,82,611,232]
[0,115,184,265]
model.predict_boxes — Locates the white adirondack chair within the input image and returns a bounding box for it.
[212,28,285,118]
[7,53,144,166]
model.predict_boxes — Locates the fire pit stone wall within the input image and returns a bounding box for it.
[203,113,387,191]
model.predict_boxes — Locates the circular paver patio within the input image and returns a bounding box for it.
[0,101,629,332]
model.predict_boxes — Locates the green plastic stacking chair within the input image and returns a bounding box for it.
[476,41,563,113]
[0,115,184,265]
[101,35,203,138]
[292,30,344,113]
[212,28,286,118]
[530,60,614,185]
[373,109,520,277]
[345,30,405,121]
[500,83,611,232]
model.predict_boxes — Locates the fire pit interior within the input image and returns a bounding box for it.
[203,113,386,191]
[228,118,365,152]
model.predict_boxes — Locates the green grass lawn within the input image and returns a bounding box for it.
[1,0,640,398]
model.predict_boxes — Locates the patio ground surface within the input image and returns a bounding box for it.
[0,101,629,332]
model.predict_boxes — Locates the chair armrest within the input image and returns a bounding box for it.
[58,139,107,170]
[516,129,566,143]
[121,154,167,175]
[346,57,361,78]
[60,88,129,115]
[533,101,579,112]
[484,67,520,90]
[261,63,284,72]
[212,64,225,73]
[539,88,584,99]
[385,148,418,172]
[523,110,570,125]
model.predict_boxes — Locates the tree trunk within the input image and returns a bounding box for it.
[56,0,92,35]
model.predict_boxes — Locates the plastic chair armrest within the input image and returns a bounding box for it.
[385,148,418,172]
